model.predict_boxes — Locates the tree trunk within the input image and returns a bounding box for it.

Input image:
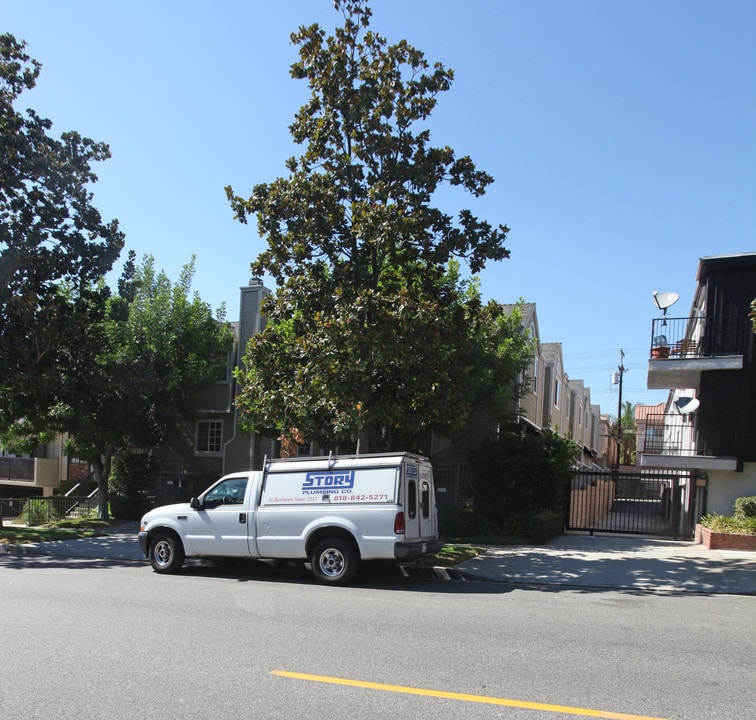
[356,426,370,455]
[91,446,114,520]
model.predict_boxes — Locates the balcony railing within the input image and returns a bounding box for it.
[650,314,748,359]
[0,457,35,482]
[641,412,737,458]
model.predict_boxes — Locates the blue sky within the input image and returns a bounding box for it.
[4,0,754,415]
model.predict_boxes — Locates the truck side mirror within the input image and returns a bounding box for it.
[190,497,202,510]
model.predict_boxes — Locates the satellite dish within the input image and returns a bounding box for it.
[674,396,700,414]
[652,291,679,311]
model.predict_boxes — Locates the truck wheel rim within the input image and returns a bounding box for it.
[319,548,345,577]
[154,540,172,567]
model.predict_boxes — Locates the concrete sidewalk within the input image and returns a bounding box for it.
[3,524,755,595]
[0,521,143,561]
[453,533,756,595]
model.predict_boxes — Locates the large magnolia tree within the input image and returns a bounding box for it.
[0,34,124,430]
[227,1,529,453]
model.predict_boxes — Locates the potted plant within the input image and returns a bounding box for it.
[651,334,670,359]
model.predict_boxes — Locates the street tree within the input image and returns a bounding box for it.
[51,254,234,518]
[0,34,124,430]
[227,0,526,452]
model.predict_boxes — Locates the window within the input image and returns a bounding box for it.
[213,350,231,383]
[196,420,223,454]
[421,481,430,519]
[407,479,417,520]
[532,356,539,395]
[203,477,248,507]
[554,378,560,408]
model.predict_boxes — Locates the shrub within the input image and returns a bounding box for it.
[110,451,158,497]
[528,510,565,544]
[442,507,482,538]
[109,494,151,521]
[18,498,60,526]
[470,429,578,526]
[700,513,756,535]
[440,507,564,544]
[734,496,756,520]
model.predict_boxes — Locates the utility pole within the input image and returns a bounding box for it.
[615,349,625,469]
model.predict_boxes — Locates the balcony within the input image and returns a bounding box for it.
[0,457,61,488]
[638,412,738,471]
[647,315,745,390]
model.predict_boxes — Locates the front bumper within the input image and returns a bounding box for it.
[137,531,149,558]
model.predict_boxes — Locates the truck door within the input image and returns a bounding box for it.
[402,462,436,541]
[184,476,254,556]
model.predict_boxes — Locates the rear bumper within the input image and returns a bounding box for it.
[394,540,442,561]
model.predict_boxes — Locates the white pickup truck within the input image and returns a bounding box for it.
[137,452,439,585]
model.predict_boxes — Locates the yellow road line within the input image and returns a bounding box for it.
[271,670,670,720]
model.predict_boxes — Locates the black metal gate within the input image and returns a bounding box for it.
[566,469,693,538]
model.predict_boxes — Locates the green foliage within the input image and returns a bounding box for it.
[700,513,756,535]
[235,267,531,451]
[440,506,564,544]
[442,508,482,538]
[109,494,150,521]
[470,429,578,527]
[734,496,756,520]
[0,522,106,544]
[18,498,61,526]
[110,451,158,496]
[227,2,527,451]
[0,34,124,433]
[55,254,234,517]
[700,496,756,535]
[109,450,158,519]
[619,400,637,466]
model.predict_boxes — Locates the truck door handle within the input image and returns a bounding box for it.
[239,513,246,524]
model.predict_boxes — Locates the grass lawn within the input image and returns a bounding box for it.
[410,544,486,567]
[0,519,113,545]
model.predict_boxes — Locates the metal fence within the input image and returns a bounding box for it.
[650,314,748,359]
[566,469,692,538]
[0,457,35,482]
[0,496,98,524]
[641,412,738,458]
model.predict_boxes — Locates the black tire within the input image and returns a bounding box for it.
[310,538,358,585]
[148,531,185,574]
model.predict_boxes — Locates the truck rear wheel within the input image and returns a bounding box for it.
[311,538,358,585]
[149,531,185,574]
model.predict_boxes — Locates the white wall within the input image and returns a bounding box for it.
[706,463,756,515]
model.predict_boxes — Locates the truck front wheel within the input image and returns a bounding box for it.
[149,531,185,574]
[311,538,358,585]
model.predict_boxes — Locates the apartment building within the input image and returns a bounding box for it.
[641,253,756,517]
[507,304,606,469]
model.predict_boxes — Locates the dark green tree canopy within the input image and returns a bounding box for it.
[53,254,234,517]
[0,33,124,426]
[227,1,524,453]
[229,1,509,289]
